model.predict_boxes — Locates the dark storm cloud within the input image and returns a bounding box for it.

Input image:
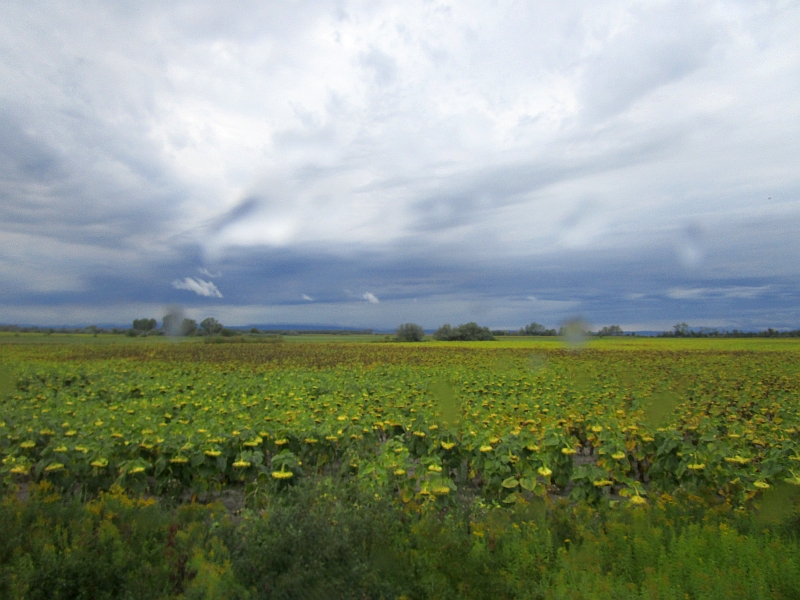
[1,1,799,330]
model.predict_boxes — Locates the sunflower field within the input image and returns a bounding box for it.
[3,336,800,508]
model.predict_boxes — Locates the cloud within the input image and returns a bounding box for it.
[171,277,223,298]
[302,294,313,301]
[666,286,770,301]
[362,292,379,304]
[2,2,800,331]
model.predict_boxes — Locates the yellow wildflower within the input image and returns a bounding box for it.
[593,479,614,487]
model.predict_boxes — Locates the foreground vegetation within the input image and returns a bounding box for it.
[3,478,800,599]
[1,335,800,597]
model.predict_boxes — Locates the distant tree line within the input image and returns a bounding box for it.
[395,322,496,342]
[434,322,495,341]
[2,319,800,339]
[394,320,800,342]
[658,322,800,338]
[128,316,234,337]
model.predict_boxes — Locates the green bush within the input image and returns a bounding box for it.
[433,322,494,341]
[396,323,425,342]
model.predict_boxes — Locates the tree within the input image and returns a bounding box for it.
[132,318,156,332]
[182,319,198,336]
[433,322,494,341]
[395,323,425,342]
[457,322,494,341]
[673,322,689,337]
[200,317,223,336]
[524,322,552,336]
[433,324,455,341]
[597,325,623,337]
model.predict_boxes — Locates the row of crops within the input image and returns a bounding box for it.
[2,339,800,506]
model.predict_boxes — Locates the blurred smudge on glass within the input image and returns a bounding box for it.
[429,379,460,431]
[560,317,590,350]
[494,356,514,373]
[757,482,800,526]
[526,353,548,375]
[0,364,15,399]
[162,306,186,337]
[643,391,682,429]
[675,223,705,270]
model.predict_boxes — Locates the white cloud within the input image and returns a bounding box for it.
[302,293,313,301]
[198,267,221,278]
[171,277,223,298]
[666,286,770,300]
[362,292,380,304]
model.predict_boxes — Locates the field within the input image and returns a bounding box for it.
[2,334,800,598]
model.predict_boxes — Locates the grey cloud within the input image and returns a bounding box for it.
[359,47,398,85]
[577,4,721,123]
[1,1,799,332]
[0,112,62,182]
[209,197,260,234]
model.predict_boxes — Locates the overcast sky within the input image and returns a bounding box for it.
[2,0,799,331]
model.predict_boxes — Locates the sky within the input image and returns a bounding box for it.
[1,0,799,332]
